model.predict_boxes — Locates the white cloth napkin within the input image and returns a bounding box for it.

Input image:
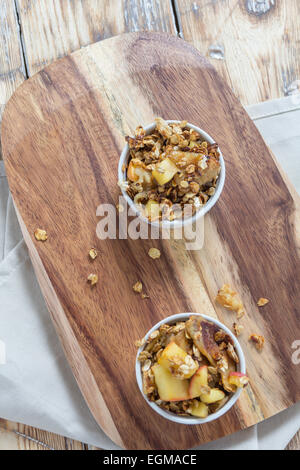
[0,96,300,450]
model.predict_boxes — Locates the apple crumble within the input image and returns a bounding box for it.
[136,316,248,418]
[123,118,221,222]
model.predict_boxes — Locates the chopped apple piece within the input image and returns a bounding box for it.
[186,316,220,366]
[152,158,178,185]
[228,372,249,388]
[158,342,186,369]
[158,342,198,379]
[189,366,209,398]
[169,150,201,166]
[189,401,209,418]
[200,388,225,404]
[127,160,138,181]
[152,364,189,402]
[127,160,152,185]
[145,200,161,220]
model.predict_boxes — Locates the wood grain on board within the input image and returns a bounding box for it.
[176,0,300,105]
[2,32,300,449]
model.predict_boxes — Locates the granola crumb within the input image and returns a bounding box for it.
[89,248,98,260]
[141,293,149,299]
[135,337,146,348]
[233,322,244,336]
[227,342,239,363]
[148,247,161,259]
[216,284,245,318]
[87,273,98,286]
[249,334,265,351]
[34,229,48,241]
[257,297,269,307]
[133,281,143,293]
[142,359,152,372]
[149,330,160,340]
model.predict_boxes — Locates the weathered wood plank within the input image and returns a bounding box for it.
[175,0,300,105]
[16,0,176,75]
[0,0,26,158]
[0,418,93,450]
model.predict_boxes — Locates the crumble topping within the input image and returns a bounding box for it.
[136,316,248,417]
[122,118,221,222]
[216,284,245,318]
[87,273,98,286]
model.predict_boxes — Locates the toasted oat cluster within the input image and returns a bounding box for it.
[136,316,249,418]
[257,297,269,307]
[34,228,48,241]
[122,118,221,222]
[249,334,265,351]
[216,284,245,319]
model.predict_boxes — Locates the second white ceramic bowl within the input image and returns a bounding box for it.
[118,121,225,228]
[136,313,246,425]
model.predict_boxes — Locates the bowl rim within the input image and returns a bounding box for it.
[135,313,246,425]
[118,120,226,228]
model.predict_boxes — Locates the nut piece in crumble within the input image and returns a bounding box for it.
[148,247,161,259]
[122,118,221,222]
[133,281,143,293]
[257,298,269,307]
[89,248,98,260]
[34,228,48,241]
[87,273,98,286]
[136,315,248,417]
[249,334,265,351]
[233,322,244,337]
[216,284,245,318]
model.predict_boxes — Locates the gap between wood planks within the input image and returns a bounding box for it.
[171,0,184,37]
[13,0,29,79]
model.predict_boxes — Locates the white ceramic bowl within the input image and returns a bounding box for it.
[136,313,246,425]
[118,121,225,228]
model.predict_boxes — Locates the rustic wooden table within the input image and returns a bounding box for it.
[0,0,299,450]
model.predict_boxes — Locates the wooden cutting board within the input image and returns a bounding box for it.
[2,32,300,450]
